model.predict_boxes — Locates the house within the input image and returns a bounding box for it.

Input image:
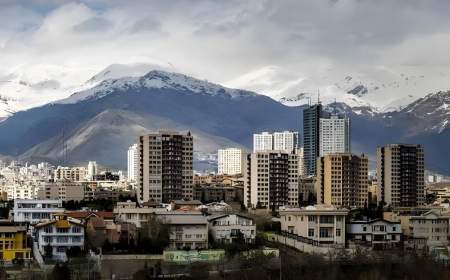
[279,205,349,246]
[346,219,401,249]
[113,201,168,228]
[34,214,85,261]
[159,212,208,250]
[208,214,256,244]
[408,210,449,249]
[13,199,64,225]
[0,221,31,262]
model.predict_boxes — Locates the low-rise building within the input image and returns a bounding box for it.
[13,199,64,224]
[208,214,256,244]
[113,201,168,228]
[37,181,84,201]
[279,205,348,246]
[408,210,449,249]
[346,219,401,249]
[0,222,31,262]
[34,214,85,261]
[194,185,240,203]
[159,212,208,250]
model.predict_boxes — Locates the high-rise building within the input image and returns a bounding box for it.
[217,148,246,175]
[253,132,273,152]
[319,114,350,156]
[303,104,322,176]
[315,153,368,208]
[377,144,425,207]
[138,131,193,204]
[244,150,300,210]
[273,131,299,152]
[127,144,138,182]
[253,131,299,153]
[87,161,97,180]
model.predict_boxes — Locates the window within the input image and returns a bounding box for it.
[72,227,81,233]
[72,237,81,243]
[336,229,341,237]
[308,229,314,237]
[363,226,367,232]
[44,227,53,234]
[57,228,69,233]
[308,216,316,222]
[319,227,332,238]
[319,216,334,224]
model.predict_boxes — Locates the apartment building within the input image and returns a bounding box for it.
[377,144,425,207]
[315,153,368,208]
[37,181,84,201]
[13,199,64,224]
[208,214,256,244]
[319,114,350,156]
[280,205,348,245]
[127,144,139,182]
[217,148,246,175]
[244,151,300,210]
[253,132,273,152]
[138,131,193,204]
[34,214,85,261]
[253,131,299,153]
[54,166,87,182]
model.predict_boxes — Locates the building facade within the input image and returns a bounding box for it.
[319,114,350,156]
[303,104,322,176]
[315,153,368,208]
[13,199,64,224]
[0,223,31,262]
[37,182,84,202]
[35,214,85,261]
[377,144,425,207]
[280,205,348,246]
[127,144,139,182]
[253,131,298,153]
[346,219,401,249]
[54,167,87,182]
[217,148,246,175]
[138,131,193,203]
[208,214,256,244]
[244,151,299,210]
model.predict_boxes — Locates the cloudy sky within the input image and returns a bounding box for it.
[2,0,450,107]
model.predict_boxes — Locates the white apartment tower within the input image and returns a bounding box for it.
[319,115,350,156]
[273,131,299,153]
[127,144,139,182]
[87,161,97,180]
[253,132,273,152]
[253,131,299,153]
[138,131,193,204]
[217,148,246,175]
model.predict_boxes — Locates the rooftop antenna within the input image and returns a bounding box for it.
[317,89,321,104]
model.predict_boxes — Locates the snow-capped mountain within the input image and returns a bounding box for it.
[60,70,257,104]
[0,63,171,120]
[226,65,450,112]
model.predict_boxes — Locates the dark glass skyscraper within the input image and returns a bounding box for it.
[303,103,322,176]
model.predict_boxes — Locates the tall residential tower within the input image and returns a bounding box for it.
[138,131,193,203]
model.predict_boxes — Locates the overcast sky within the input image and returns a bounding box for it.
[2,0,450,90]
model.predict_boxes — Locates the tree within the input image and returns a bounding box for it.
[138,214,171,254]
[51,263,71,280]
